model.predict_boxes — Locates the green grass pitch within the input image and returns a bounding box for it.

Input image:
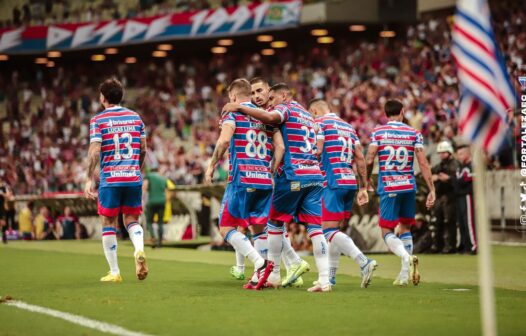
[1,241,525,335]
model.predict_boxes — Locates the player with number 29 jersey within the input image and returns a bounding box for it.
[369,120,423,228]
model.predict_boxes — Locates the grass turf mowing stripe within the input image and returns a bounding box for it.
[5,300,152,336]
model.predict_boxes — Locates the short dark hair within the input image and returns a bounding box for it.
[227,78,251,97]
[308,98,326,109]
[384,99,404,117]
[249,77,267,86]
[99,77,124,104]
[269,83,290,94]
[456,144,469,151]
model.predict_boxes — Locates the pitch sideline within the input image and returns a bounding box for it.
[5,300,153,336]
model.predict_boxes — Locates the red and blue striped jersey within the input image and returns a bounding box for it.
[370,121,423,195]
[89,106,145,188]
[273,101,323,181]
[221,102,275,189]
[317,113,360,189]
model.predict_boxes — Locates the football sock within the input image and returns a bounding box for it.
[325,229,368,268]
[253,231,268,260]
[267,222,284,276]
[126,222,144,255]
[235,250,245,273]
[225,229,264,269]
[308,225,329,285]
[282,230,302,268]
[384,232,410,272]
[102,227,119,275]
[400,232,414,255]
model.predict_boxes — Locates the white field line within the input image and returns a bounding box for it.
[5,300,153,336]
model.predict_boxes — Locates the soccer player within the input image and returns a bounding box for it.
[84,78,148,283]
[230,77,307,288]
[309,99,377,288]
[365,99,435,286]
[223,84,330,292]
[204,78,276,290]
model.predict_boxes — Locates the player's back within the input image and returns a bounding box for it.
[370,121,423,194]
[221,102,274,189]
[274,101,323,181]
[318,113,359,189]
[90,106,145,188]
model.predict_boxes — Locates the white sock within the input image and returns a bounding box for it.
[308,225,329,285]
[400,232,414,255]
[328,244,340,280]
[253,232,268,259]
[385,232,410,272]
[225,229,264,269]
[126,222,144,255]
[102,227,119,275]
[282,231,301,269]
[235,250,245,273]
[330,231,368,268]
[267,222,284,276]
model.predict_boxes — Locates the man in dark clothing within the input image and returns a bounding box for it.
[56,206,81,240]
[431,141,460,253]
[453,145,477,254]
[0,180,12,244]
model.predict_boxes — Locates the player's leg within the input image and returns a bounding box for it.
[121,186,148,280]
[231,226,247,280]
[98,187,122,282]
[219,186,272,289]
[155,204,165,247]
[268,176,303,287]
[398,191,419,285]
[281,227,305,287]
[379,194,411,286]
[297,185,330,292]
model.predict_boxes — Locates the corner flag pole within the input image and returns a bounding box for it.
[472,145,497,336]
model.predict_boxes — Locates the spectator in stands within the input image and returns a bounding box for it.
[431,141,459,253]
[35,205,59,240]
[0,179,13,244]
[18,201,34,240]
[453,145,477,254]
[56,206,81,240]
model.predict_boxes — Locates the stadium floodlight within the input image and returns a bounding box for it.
[152,50,167,57]
[211,46,227,54]
[270,41,287,48]
[125,57,137,64]
[317,36,334,44]
[46,61,55,67]
[47,51,61,58]
[157,44,173,51]
[218,39,234,46]
[257,35,273,42]
[105,48,118,54]
[0,54,8,61]
[91,54,106,61]
[261,49,275,56]
[35,57,48,64]
[311,29,328,36]
[349,25,366,32]
[379,30,396,38]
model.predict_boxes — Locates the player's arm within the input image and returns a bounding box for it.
[84,142,101,200]
[415,147,436,209]
[365,144,378,190]
[271,130,285,174]
[205,124,235,184]
[223,103,282,124]
[139,137,147,169]
[354,143,369,206]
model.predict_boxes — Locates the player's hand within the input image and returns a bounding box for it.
[438,172,449,181]
[432,174,439,182]
[357,188,369,206]
[84,180,97,200]
[221,103,241,116]
[426,190,436,209]
[204,168,214,185]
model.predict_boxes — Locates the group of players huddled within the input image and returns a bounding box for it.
[85,77,435,291]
